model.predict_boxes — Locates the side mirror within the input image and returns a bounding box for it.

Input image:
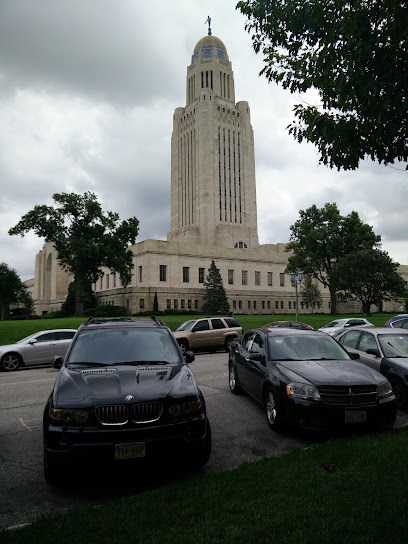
[348,351,360,360]
[249,352,262,361]
[53,356,63,369]
[366,348,381,357]
[184,351,195,364]
[28,338,38,345]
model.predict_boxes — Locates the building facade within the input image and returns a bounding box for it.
[27,32,407,316]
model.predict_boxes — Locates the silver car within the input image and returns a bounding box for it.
[318,318,374,338]
[0,329,77,371]
[337,327,408,409]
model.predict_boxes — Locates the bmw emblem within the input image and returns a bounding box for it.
[125,395,134,401]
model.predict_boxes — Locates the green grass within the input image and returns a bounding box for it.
[5,428,408,543]
[0,313,391,346]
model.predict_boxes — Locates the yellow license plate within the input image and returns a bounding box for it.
[345,411,366,423]
[115,442,146,460]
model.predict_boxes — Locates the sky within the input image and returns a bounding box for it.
[1,0,407,282]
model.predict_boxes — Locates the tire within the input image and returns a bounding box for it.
[229,363,242,394]
[264,386,286,432]
[44,447,60,485]
[224,336,235,353]
[0,353,22,372]
[389,376,407,409]
[178,340,188,355]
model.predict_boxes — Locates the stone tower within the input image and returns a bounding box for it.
[168,33,259,249]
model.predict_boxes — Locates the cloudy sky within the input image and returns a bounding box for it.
[1,0,407,282]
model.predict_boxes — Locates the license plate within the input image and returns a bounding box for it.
[115,442,145,460]
[345,411,366,423]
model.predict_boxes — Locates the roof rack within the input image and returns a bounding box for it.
[151,315,166,326]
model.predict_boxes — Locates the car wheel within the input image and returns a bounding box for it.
[229,363,242,394]
[224,336,235,352]
[0,353,22,372]
[389,376,407,409]
[44,447,59,485]
[178,340,188,355]
[264,387,286,432]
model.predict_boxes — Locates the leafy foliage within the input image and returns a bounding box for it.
[285,203,380,313]
[237,0,408,169]
[332,249,407,315]
[202,260,230,315]
[61,280,97,317]
[8,192,139,317]
[300,275,322,313]
[153,291,159,313]
[0,263,34,320]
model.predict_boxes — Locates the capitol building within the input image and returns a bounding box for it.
[25,31,407,317]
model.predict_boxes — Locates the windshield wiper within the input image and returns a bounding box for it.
[113,361,171,366]
[68,362,111,367]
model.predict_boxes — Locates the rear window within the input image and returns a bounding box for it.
[224,318,241,328]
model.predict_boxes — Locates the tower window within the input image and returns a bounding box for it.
[183,267,190,283]
[234,241,247,248]
[160,265,167,282]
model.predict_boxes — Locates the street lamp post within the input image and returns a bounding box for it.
[290,271,303,321]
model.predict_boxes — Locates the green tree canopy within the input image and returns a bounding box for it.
[300,275,322,313]
[285,203,380,313]
[332,249,407,316]
[0,263,34,320]
[237,0,408,170]
[9,192,139,317]
[202,260,230,315]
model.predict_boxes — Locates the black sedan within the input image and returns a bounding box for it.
[43,317,211,483]
[228,328,396,432]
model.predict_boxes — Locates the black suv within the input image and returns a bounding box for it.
[43,317,211,483]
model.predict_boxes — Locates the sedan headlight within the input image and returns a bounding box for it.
[50,408,89,425]
[286,382,321,401]
[378,380,394,400]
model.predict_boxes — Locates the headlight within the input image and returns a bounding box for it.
[378,380,394,400]
[286,382,321,401]
[49,408,89,425]
[167,399,202,418]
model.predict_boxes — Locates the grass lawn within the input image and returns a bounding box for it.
[4,427,408,543]
[0,313,392,346]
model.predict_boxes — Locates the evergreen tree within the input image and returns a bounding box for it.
[300,276,322,314]
[202,260,230,315]
[153,291,159,313]
[61,280,97,317]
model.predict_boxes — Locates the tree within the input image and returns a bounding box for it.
[300,275,322,313]
[285,203,380,314]
[61,280,97,317]
[332,249,407,316]
[9,192,139,317]
[202,260,230,315]
[237,0,408,170]
[0,263,34,320]
[153,291,159,313]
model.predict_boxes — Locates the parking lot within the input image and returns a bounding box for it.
[1,352,407,529]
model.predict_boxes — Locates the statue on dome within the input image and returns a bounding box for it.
[205,15,212,36]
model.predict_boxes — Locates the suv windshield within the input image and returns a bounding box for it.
[268,335,350,361]
[67,328,182,366]
[175,320,196,332]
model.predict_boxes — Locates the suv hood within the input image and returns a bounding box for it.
[276,359,384,386]
[54,363,196,407]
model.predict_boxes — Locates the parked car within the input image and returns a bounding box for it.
[264,320,313,330]
[173,316,243,353]
[384,314,408,329]
[336,327,408,409]
[318,318,374,337]
[43,317,211,483]
[228,328,396,432]
[0,329,77,371]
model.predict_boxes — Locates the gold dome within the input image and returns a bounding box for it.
[194,35,227,53]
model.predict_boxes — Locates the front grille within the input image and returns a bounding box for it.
[95,402,163,425]
[131,402,162,423]
[319,385,377,406]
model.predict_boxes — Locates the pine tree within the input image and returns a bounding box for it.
[300,275,322,314]
[153,291,159,313]
[202,260,230,315]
